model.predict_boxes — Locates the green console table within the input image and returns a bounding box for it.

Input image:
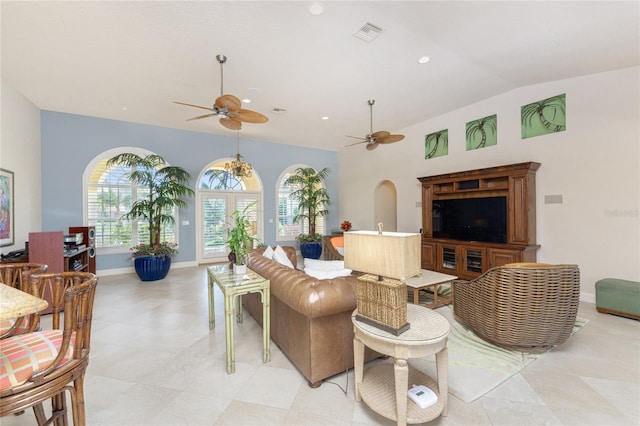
[207,264,270,374]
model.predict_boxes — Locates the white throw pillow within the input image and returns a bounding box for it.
[304,268,353,279]
[262,245,274,260]
[303,258,345,271]
[273,245,294,269]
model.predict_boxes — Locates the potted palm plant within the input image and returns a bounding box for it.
[226,201,258,274]
[284,166,331,259]
[106,153,194,281]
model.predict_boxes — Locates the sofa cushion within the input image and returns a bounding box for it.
[251,246,297,269]
[304,268,353,280]
[262,245,274,259]
[303,258,346,271]
[248,251,358,319]
[273,245,294,268]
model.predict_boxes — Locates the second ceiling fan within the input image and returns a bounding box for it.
[346,99,405,150]
[174,54,268,130]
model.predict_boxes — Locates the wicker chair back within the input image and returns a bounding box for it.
[0,271,98,425]
[0,263,48,339]
[453,263,580,353]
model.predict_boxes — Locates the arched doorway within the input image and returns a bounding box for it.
[374,180,397,232]
[196,161,263,264]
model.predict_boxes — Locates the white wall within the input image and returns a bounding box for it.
[0,79,42,253]
[339,67,640,298]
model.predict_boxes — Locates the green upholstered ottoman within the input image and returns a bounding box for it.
[595,278,640,320]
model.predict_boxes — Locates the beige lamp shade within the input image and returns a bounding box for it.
[344,230,421,280]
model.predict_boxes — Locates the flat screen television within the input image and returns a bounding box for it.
[432,196,507,244]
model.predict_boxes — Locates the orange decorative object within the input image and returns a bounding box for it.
[341,221,352,231]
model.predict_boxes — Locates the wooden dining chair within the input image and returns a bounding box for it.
[0,271,98,426]
[0,263,48,339]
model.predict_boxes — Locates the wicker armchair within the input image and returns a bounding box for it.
[0,272,98,425]
[453,263,580,353]
[0,263,48,339]
[323,235,344,260]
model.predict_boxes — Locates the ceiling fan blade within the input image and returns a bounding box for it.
[186,113,218,121]
[379,134,405,144]
[215,94,242,112]
[371,130,391,140]
[345,139,368,147]
[219,117,242,130]
[234,109,269,123]
[173,101,215,111]
[346,135,367,141]
[365,142,380,151]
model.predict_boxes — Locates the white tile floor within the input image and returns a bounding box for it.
[3,265,639,425]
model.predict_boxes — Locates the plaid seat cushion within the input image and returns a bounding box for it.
[0,329,75,389]
[0,318,32,337]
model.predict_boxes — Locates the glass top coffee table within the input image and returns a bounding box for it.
[207,264,270,374]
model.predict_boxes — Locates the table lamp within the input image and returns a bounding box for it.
[344,224,421,335]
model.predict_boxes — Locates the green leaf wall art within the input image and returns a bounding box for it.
[466,114,497,151]
[425,129,448,159]
[521,93,566,139]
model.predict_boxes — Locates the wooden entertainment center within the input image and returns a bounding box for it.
[418,162,540,280]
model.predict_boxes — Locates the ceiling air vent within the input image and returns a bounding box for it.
[353,22,384,43]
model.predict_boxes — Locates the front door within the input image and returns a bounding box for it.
[198,192,260,264]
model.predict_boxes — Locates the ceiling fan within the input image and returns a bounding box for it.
[174,54,269,130]
[346,100,405,150]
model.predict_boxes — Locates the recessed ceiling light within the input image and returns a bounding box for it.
[418,56,431,64]
[309,2,324,16]
[242,98,251,104]
[321,116,329,120]
[122,106,128,111]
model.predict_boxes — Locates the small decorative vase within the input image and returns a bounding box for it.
[233,263,247,275]
[134,255,172,281]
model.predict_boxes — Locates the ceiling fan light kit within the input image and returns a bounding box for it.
[346,99,405,150]
[174,54,269,130]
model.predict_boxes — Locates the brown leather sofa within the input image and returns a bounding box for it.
[244,246,378,387]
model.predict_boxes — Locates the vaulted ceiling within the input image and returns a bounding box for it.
[2,1,638,151]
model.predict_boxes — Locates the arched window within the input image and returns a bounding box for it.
[276,166,326,241]
[198,169,245,191]
[84,148,178,252]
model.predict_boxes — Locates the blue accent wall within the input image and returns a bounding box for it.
[41,111,339,270]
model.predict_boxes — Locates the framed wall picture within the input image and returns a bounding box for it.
[466,114,497,150]
[0,168,14,247]
[425,129,448,159]
[521,93,566,139]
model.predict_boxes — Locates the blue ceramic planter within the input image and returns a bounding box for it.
[134,255,172,281]
[300,241,322,259]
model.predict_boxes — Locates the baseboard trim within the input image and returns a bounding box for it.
[580,291,595,304]
[96,260,198,276]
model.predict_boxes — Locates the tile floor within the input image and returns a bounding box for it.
[3,265,639,425]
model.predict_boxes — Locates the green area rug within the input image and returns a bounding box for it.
[408,305,588,403]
